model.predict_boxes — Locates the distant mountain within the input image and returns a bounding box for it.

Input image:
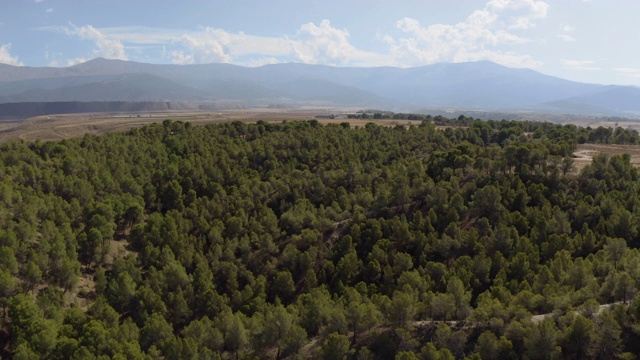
[1,58,639,116]
[0,73,211,103]
[554,86,640,113]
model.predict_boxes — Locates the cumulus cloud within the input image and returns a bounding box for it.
[157,21,385,66]
[39,2,551,69]
[174,22,351,65]
[94,26,291,60]
[287,20,390,66]
[292,20,356,65]
[180,27,237,63]
[563,59,599,71]
[170,50,194,65]
[66,57,89,66]
[65,24,128,60]
[384,0,548,67]
[0,43,24,66]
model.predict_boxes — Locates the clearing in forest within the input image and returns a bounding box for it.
[572,143,640,172]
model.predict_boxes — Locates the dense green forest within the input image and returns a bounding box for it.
[2,117,640,359]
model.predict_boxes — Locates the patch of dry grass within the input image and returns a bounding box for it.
[573,143,640,172]
[0,109,423,142]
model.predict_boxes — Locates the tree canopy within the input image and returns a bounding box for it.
[0,117,639,358]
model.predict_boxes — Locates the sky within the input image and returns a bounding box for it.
[1,0,640,86]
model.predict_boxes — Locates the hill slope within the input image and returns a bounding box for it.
[1,58,639,115]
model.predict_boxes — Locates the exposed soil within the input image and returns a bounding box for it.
[0,108,421,143]
[572,143,640,172]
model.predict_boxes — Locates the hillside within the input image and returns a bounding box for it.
[2,118,640,358]
[1,59,640,116]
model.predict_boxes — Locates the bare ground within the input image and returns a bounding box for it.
[572,143,640,172]
[0,108,421,143]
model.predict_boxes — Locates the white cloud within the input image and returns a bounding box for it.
[292,20,355,65]
[140,21,386,67]
[38,3,550,69]
[46,8,53,13]
[66,57,89,66]
[558,34,576,42]
[127,22,376,66]
[245,57,281,67]
[170,50,194,65]
[615,67,640,79]
[486,0,549,29]
[0,43,24,66]
[64,24,128,60]
[384,0,548,67]
[34,0,44,2]
[44,51,63,67]
[180,27,236,63]
[563,59,600,71]
[101,26,183,45]
[558,24,576,42]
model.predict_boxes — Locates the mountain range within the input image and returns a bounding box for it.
[0,58,639,117]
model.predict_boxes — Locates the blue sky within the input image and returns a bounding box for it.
[1,0,639,86]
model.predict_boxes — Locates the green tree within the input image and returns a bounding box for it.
[262,304,307,359]
[475,331,514,360]
[346,299,380,343]
[446,276,472,320]
[593,311,622,360]
[0,269,16,324]
[140,312,174,351]
[431,293,456,321]
[320,332,350,360]
[605,238,627,270]
[395,351,419,360]
[224,312,248,360]
[107,271,137,311]
[559,314,595,360]
[524,318,560,360]
[387,290,417,328]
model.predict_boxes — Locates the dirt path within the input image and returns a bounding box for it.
[531,302,626,323]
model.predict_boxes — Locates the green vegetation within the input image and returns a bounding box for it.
[1,117,640,359]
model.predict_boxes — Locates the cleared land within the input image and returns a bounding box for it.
[0,108,426,143]
[573,143,640,172]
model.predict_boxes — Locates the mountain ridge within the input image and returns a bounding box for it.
[1,58,638,116]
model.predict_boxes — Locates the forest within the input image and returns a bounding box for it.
[1,117,640,359]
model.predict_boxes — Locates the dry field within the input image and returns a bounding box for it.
[0,108,423,143]
[579,121,640,132]
[5,110,640,174]
[573,143,640,172]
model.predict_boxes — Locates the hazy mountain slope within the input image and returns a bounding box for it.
[0,73,210,102]
[563,86,640,113]
[342,62,598,109]
[1,58,638,115]
[0,75,121,97]
[272,78,397,106]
